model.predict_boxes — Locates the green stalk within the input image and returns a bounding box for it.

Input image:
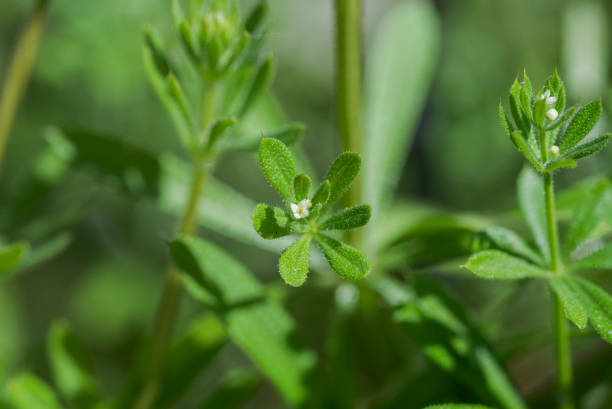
[0,0,49,171]
[134,82,217,409]
[334,0,363,247]
[540,128,574,409]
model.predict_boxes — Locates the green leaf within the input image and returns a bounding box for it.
[479,226,544,265]
[558,99,602,151]
[424,405,496,409]
[564,133,611,160]
[167,73,192,129]
[533,99,546,127]
[143,26,169,76]
[320,204,371,231]
[170,236,315,405]
[464,250,550,280]
[252,204,292,239]
[564,180,608,256]
[6,373,64,409]
[544,158,576,171]
[549,276,588,329]
[155,314,226,409]
[363,0,440,224]
[198,369,260,409]
[47,321,98,408]
[569,276,612,343]
[315,234,370,279]
[279,234,312,287]
[499,103,515,146]
[0,242,28,276]
[511,131,542,171]
[517,167,549,263]
[544,106,576,131]
[570,243,612,271]
[509,79,529,135]
[239,56,276,117]
[324,152,361,206]
[206,117,236,151]
[244,0,268,34]
[258,138,296,203]
[293,174,311,202]
[474,347,525,409]
[310,180,330,208]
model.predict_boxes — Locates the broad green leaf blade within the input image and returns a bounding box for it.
[279,235,312,287]
[320,204,371,231]
[258,138,297,203]
[570,243,612,271]
[6,373,64,409]
[548,277,588,329]
[364,0,440,227]
[424,405,496,409]
[517,167,550,263]
[252,204,292,239]
[170,236,315,405]
[239,56,276,117]
[0,242,28,276]
[293,174,311,202]
[570,276,612,343]
[315,234,370,279]
[558,99,602,151]
[563,179,608,256]
[464,250,549,280]
[564,133,612,160]
[477,226,544,266]
[154,314,227,409]
[324,152,361,206]
[47,321,98,408]
[198,369,260,409]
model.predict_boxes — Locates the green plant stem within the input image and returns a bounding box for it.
[543,169,574,409]
[134,82,217,409]
[0,0,48,172]
[334,0,363,247]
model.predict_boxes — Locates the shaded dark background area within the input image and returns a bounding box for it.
[1,0,612,408]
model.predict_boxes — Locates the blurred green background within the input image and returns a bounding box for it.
[1,0,612,408]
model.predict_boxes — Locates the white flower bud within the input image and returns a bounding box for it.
[550,145,560,157]
[546,108,559,121]
[290,199,312,219]
[540,89,557,105]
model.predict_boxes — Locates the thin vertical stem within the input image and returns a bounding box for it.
[0,0,49,171]
[335,0,363,246]
[543,170,574,409]
[134,82,217,409]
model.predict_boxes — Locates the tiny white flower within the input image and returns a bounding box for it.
[540,89,557,105]
[550,145,560,157]
[546,108,559,121]
[290,199,312,219]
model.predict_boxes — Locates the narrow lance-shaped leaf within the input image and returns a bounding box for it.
[511,131,542,171]
[569,276,612,343]
[315,233,370,279]
[206,117,236,151]
[558,99,602,151]
[570,243,612,272]
[279,234,312,287]
[47,321,98,408]
[478,226,544,266]
[320,204,371,231]
[499,103,515,146]
[564,133,612,160]
[311,180,330,208]
[464,250,550,280]
[324,152,361,207]
[563,180,608,256]
[293,174,311,202]
[517,167,550,263]
[474,347,526,409]
[239,55,276,117]
[548,276,588,329]
[509,79,529,135]
[258,138,296,203]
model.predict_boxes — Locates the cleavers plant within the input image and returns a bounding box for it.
[253,138,371,286]
[465,71,612,409]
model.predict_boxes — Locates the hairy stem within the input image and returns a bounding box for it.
[134,82,217,409]
[334,0,363,246]
[543,170,574,409]
[0,0,49,171]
